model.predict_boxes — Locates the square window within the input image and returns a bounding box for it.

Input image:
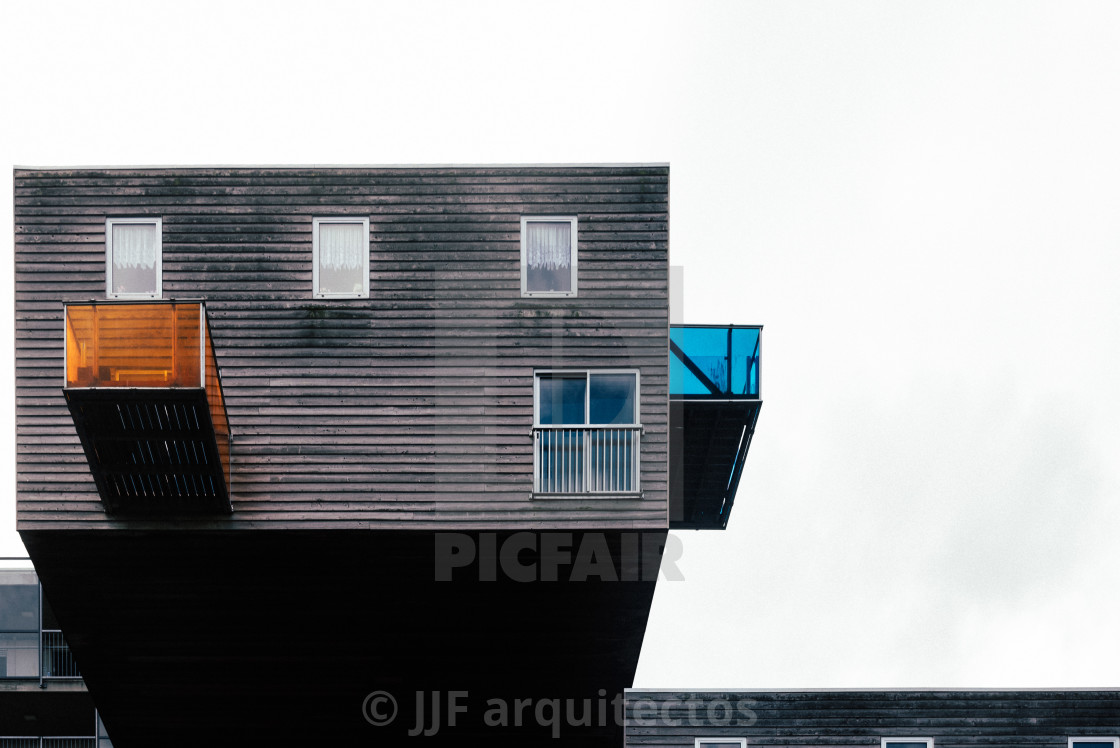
[521,216,577,297]
[883,739,934,748]
[106,218,162,298]
[313,217,370,298]
[1069,739,1119,748]
[696,740,747,748]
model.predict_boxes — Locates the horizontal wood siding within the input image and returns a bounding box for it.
[15,166,670,530]
[625,690,1120,748]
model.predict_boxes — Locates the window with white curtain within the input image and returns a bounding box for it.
[521,216,577,297]
[106,218,162,299]
[313,217,370,298]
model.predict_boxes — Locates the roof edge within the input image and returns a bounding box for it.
[625,687,1120,694]
[14,162,670,171]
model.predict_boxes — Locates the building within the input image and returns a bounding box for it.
[0,564,111,747]
[11,165,1116,747]
[623,690,1120,748]
[13,165,761,746]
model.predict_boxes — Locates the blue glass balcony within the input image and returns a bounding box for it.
[670,325,762,530]
[670,325,760,399]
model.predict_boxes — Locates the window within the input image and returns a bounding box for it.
[313,217,370,298]
[1069,739,1119,748]
[696,740,747,748]
[533,370,640,493]
[106,217,162,298]
[521,216,577,297]
[0,573,39,679]
[882,739,934,748]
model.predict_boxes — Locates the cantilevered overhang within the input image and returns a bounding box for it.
[669,324,762,529]
[62,301,231,513]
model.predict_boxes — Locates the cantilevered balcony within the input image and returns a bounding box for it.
[670,324,761,529]
[63,301,231,513]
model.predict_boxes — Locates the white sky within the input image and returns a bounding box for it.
[2,1,1118,689]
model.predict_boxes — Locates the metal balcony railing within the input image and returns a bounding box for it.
[533,426,641,494]
[40,630,80,679]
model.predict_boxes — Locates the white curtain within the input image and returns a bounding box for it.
[112,223,158,269]
[526,222,571,270]
[318,223,365,271]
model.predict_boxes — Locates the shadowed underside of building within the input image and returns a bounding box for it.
[25,530,663,746]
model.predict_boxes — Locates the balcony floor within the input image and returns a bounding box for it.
[670,399,761,529]
[64,387,230,514]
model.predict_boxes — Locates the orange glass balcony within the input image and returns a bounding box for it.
[63,301,231,513]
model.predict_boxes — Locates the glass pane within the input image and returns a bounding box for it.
[670,325,760,398]
[42,592,60,630]
[589,374,636,424]
[538,375,586,425]
[0,632,39,678]
[525,221,572,293]
[111,222,158,296]
[885,742,931,748]
[318,222,366,295]
[1071,743,1115,748]
[0,583,38,631]
[65,303,202,388]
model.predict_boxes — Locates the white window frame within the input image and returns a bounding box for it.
[696,740,747,748]
[533,369,641,427]
[312,216,370,299]
[532,369,642,495]
[1069,739,1120,748]
[520,215,578,298]
[882,739,934,748]
[106,217,162,299]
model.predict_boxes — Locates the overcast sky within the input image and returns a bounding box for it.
[2,1,1118,689]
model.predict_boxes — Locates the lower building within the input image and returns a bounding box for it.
[0,566,110,748]
[624,690,1120,748]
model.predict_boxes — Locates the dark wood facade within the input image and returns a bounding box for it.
[625,690,1120,748]
[14,165,670,531]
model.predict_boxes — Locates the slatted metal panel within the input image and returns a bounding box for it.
[14,166,669,530]
[63,388,231,513]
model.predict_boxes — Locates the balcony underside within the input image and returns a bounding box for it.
[670,399,761,530]
[63,388,231,514]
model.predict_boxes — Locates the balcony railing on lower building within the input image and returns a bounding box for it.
[40,630,80,679]
[533,426,641,494]
[0,740,97,748]
[63,301,231,513]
